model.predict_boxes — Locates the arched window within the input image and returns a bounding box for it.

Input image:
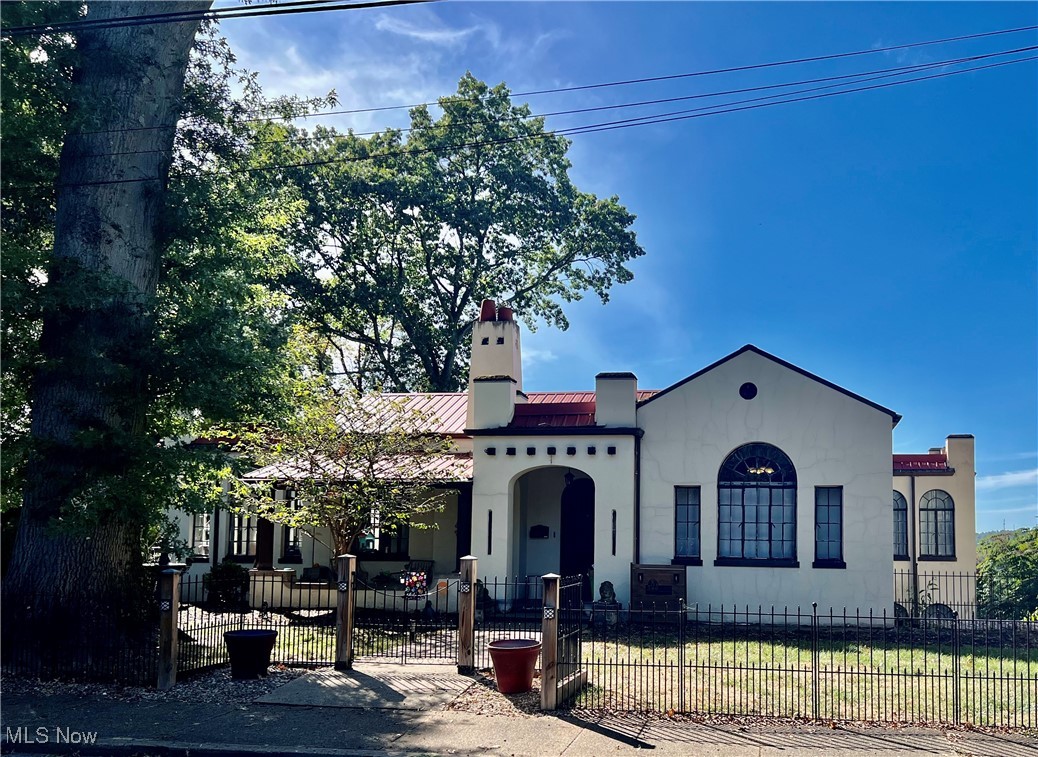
[893,491,909,559]
[920,490,955,558]
[717,443,797,564]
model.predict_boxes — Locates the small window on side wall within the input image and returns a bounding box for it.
[191,512,211,559]
[229,513,257,560]
[919,489,955,559]
[673,486,702,565]
[893,491,909,560]
[813,487,845,568]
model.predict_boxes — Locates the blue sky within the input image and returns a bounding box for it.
[220,2,1038,532]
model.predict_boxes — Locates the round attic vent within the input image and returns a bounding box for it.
[739,382,758,400]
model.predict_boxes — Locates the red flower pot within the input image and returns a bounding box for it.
[488,639,541,694]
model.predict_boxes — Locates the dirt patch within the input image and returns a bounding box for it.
[1,664,316,705]
[447,669,544,718]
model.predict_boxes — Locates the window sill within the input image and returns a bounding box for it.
[812,559,846,569]
[671,557,702,567]
[918,554,957,562]
[713,558,799,568]
[894,555,910,562]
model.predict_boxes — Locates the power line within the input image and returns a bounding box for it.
[55,23,1038,139]
[238,23,1038,121]
[2,0,339,36]
[62,46,1038,163]
[50,54,1036,191]
[1,0,434,38]
[564,55,1038,137]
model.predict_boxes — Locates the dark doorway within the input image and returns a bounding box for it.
[455,485,472,571]
[560,476,595,601]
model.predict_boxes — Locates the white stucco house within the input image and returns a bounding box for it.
[177,300,976,614]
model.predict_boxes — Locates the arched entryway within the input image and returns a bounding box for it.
[560,476,595,600]
[511,467,595,597]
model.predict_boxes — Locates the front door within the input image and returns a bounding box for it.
[559,477,595,601]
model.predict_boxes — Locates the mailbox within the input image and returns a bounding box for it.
[630,563,686,613]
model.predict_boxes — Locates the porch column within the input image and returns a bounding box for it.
[256,518,275,570]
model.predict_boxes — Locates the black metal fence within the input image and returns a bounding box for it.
[352,574,458,663]
[474,576,544,670]
[1,589,159,686]
[894,569,1035,620]
[571,602,1037,728]
[177,574,336,676]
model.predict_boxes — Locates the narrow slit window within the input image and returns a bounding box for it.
[611,510,617,556]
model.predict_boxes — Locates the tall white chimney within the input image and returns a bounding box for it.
[466,299,522,429]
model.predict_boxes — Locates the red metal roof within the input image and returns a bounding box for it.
[510,401,597,428]
[377,393,469,435]
[893,453,951,473]
[526,391,659,403]
[375,391,661,433]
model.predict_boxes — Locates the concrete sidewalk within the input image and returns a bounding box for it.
[2,666,1036,757]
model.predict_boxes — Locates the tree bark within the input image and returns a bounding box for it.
[3,2,211,642]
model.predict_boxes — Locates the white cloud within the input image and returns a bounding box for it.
[980,504,1038,516]
[523,347,558,366]
[976,468,1038,492]
[373,15,482,47]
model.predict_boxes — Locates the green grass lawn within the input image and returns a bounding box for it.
[573,632,1037,726]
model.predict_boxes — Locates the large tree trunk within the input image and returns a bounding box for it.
[3,2,211,650]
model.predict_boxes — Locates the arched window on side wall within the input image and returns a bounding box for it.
[717,442,797,566]
[919,489,955,559]
[893,491,909,560]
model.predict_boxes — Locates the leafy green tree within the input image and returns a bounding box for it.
[264,73,644,392]
[229,382,459,558]
[977,528,1038,620]
[0,3,331,641]
[0,1,80,517]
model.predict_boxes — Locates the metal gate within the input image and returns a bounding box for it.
[352,572,459,664]
[555,574,586,705]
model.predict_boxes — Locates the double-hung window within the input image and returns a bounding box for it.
[277,489,303,563]
[673,486,701,565]
[190,512,211,558]
[229,513,257,560]
[813,487,844,568]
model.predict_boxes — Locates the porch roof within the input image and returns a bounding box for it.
[244,451,473,483]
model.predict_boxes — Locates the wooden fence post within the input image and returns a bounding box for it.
[458,556,477,674]
[157,569,181,690]
[335,554,356,671]
[540,573,560,711]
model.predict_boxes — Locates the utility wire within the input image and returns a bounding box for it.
[63,46,1037,162]
[54,23,1038,138]
[237,23,1038,121]
[50,53,1036,190]
[1,0,434,37]
[2,1,336,36]
[565,55,1038,137]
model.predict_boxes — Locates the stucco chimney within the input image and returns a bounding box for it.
[467,300,523,428]
[470,376,516,430]
[595,372,637,427]
[945,434,975,475]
